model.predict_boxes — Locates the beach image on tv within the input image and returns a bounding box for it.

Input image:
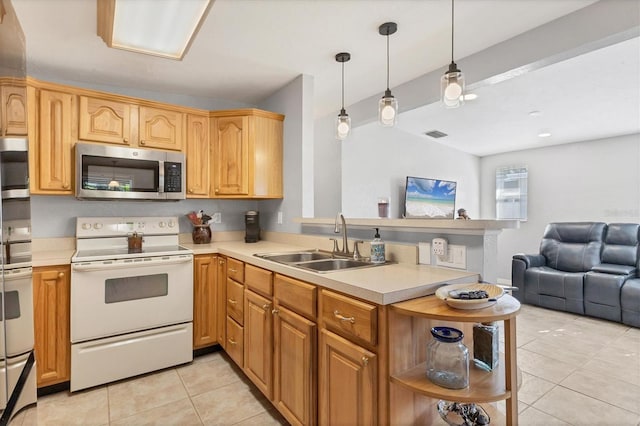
[405,177,456,218]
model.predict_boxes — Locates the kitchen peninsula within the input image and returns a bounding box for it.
[32,221,521,425]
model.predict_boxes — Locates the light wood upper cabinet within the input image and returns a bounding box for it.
[28,87,75,194]
[78,95,131,145]
[193,254,219,349]
[138,105,185,151]
[186,113,210,197]
[1,84,28,136]
[33,265,71,388]
[210,109,284,199]
[211,115,249,196]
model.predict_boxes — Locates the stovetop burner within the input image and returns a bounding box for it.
[72,216,193,263]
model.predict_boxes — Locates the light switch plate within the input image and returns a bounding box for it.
[418,242,431,264]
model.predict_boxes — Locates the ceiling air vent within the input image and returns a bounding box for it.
[424,130,448,138]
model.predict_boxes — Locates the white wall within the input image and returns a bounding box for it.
[258,74,314,233]
[480,133,640,283]
[341,122,480,219]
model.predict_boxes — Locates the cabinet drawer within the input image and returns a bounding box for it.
[321,289,377,346]
[274,274,317,320]
[227,258,244,283]
[226,316,244,368]
[245,264,273,297]
[227,278,244,325]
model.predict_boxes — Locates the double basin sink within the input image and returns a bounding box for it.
[254,249,383,273]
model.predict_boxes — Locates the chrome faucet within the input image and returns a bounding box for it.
[333,213,350,255]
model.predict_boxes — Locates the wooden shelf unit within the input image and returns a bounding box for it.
[388,294,521,425]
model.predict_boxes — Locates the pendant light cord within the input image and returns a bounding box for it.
[341,61,345,109]
[451,0,455,63]
[386,32,390,91]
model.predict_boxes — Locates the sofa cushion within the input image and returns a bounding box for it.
[591,264,637,275]
[621,279,640,327]
[524,266,585,314]
[540,222,606,272]
[601,223,640,266]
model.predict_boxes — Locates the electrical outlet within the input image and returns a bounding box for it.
[213,212,222,224]
[418,242,431,265]
[432,238,448,256]
[435,244,467,269]
[277,211,283,224]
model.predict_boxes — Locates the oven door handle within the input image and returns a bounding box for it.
[72,256,192,272]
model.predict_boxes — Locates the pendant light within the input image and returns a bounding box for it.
[378,22,398,127]
[335,52,351,141]
[441,0,465,108]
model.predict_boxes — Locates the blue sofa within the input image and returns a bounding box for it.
[512,222,640,327]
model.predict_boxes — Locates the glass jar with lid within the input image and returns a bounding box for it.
[426,326,469,389]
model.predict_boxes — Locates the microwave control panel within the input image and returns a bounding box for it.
[164,162,182,193]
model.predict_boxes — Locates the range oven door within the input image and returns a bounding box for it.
[70,254,193,343]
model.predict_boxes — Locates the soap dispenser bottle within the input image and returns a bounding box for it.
[370,228,386,264]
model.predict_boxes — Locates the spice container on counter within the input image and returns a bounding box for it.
[426,326,469,389]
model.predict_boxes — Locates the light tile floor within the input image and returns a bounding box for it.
[9,304,640,425]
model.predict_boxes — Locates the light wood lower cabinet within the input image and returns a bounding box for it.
[193,254,219,349]
[273,304,316,426]
[319,329,377,426]
[33,265,71,388]
[244,289,274,399]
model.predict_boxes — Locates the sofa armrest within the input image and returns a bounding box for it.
[512,254,546,302]
[513,253,546,268]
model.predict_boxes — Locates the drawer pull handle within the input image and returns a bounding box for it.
[362,356,369,366]
[229,268,237,273]
[262,303,271,310]
[228,298,237,305]
[272,308,280,315]
[228,337,237,345]
[334,310,355,324]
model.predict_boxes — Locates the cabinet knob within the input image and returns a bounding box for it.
[218,259,225,265]
[140,140,146,145]
[123,138,128,143]
[227,337,237,345]
[63,183,70,189]
[272,308,279,315]
[215,188,219,193]
[228,298,237,305]
[333,310,356,324]
[188,188,194,193]
[362,356,369,366]
[262,303,271,311]
[58,272,65,278]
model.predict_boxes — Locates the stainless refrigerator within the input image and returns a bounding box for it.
[0,0,37,423]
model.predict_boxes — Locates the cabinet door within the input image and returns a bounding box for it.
[319,329,377,426]
[216,257,227,348]
[1,85,28,135]
[186,113,210,197]
[212,116,249,196]
[33,265,70,388]
[138,106,184,151]
[193,254,218,349]
[274,305,316,426]
[78,95,131,145]
[33,89,75,193]
[244,289,273,399]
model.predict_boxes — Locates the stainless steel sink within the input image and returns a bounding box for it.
[254,250,384,273]
[255,251,333,264]
[292,258,375,272]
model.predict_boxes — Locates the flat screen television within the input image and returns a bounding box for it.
[403,176,457,219]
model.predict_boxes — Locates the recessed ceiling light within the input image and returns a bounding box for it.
[528,110,541,117]
[462,93,478,101]
[538,132,552,138]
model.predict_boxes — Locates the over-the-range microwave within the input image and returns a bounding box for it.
[75,143,185,201]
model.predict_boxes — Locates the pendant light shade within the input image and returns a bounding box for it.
[441,0,465,108]
[335,52,351,141]
[378,22,398,127]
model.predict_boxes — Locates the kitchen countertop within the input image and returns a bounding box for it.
[32,239,479,305]
[182,240,480,305]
